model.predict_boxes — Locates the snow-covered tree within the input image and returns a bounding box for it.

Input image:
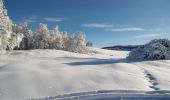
[7,33,23,50]
[0,31,8,54]
[65,32,87,53]
[12,22,33,50]
[0,0,13,54]
[31,23,50,49]
[128,39,170,60]
[29,24,88,53]
[61,32,69,50]
[73,32,87,53]
[48,26,64,49]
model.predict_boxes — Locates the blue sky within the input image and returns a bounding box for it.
[4,0,170,47]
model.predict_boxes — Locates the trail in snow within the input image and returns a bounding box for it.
[130,63,160,91]
[143,69,160,90]
[29,90,170,100]
[133,61,170,90]
[143,70,159,90]
[108,62,160,91]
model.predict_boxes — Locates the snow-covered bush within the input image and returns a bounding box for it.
[128,39,170,60]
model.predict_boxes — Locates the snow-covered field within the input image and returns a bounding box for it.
[0,47,170,100]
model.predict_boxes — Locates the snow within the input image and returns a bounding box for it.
[0,47,170,100]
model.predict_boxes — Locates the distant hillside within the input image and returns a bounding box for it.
[102,45,143,51]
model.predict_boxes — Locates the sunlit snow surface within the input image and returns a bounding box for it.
[0,47,170,100]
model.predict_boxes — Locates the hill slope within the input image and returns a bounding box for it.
[0,48,170,99]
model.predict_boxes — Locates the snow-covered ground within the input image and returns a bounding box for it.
[0,47,170,100]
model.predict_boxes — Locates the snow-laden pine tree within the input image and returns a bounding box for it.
[0,0,24,53]
[128,39,170,60]
[0,0,12,54]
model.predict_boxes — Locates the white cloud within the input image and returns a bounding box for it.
[82,23,145,32]
[21,16,65,24]
[134,33,162,39]
[82,23,163,34]
[149,28,161,31]
[82,23,113,28]
[24,19,37,23]
[20,15,39,23]
[106,27,145,32]
[43,17,64,22]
